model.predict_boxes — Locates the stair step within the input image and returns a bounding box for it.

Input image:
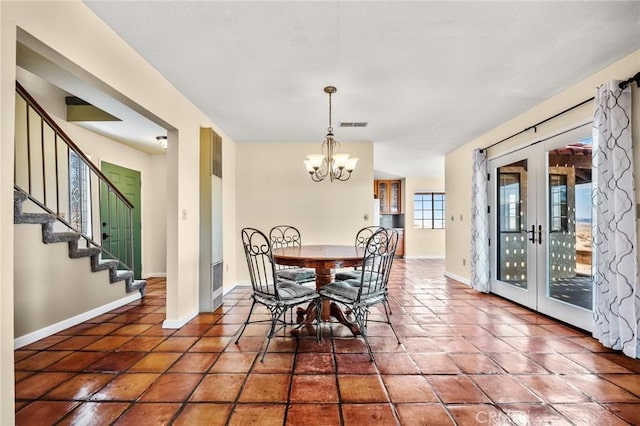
[13,191,28,216]
[69,246,101,259]
[92,258,119,272]
[127,279,147,296]
[44,231,81,244]
[14,190,28,202]
[111,269,134,283]
[14,212,55,225]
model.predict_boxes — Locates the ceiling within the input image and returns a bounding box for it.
[80,1,639,178]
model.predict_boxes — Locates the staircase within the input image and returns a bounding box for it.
[13,81,146,298]
[14,190,146,295]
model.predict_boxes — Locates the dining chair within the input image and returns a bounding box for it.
[237,228,322,361]
[318,228,400,361]
[269,225,316,284]
[335,225,385,281]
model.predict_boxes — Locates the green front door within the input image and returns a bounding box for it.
[100,162,142,279]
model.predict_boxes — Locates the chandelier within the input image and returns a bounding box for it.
[304,86,358,182]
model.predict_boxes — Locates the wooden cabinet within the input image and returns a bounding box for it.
[395,228,404,258]
[375,180,401,214]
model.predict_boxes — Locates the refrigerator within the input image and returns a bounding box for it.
[373,198,381,226]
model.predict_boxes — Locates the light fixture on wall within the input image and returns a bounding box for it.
[156,135,167,150]
[304,86,358,182]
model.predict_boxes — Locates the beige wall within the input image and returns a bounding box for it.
[235,141,374,283]
[0,2,237,421]
[14,225,133,338]
[145,154,168,275]
[445,50,640,283]
[404,176,446,258]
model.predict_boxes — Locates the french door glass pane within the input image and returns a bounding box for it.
[497,160,528,288]
[547,138,593,310]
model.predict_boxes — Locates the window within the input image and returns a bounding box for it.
[549,174,568,232]
[414,192,445,229]
[69,151,92,237]
[498,173,521,232]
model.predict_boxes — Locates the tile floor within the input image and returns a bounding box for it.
[14,259,640,425]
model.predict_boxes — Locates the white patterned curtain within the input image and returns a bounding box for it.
[471,148,490,293]
[592,81,640,358]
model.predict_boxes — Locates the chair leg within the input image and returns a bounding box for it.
[315,298,323,342]
[382,298,401,345]
[353,306,374,362]
[261,305,286,362]
[384,298,393,316]
[235,299,257,344]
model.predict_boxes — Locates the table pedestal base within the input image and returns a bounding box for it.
[293,301,359,336]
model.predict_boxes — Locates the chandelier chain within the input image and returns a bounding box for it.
[328,90,333,133]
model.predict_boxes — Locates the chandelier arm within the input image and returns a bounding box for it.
[315,165,328,180]
[335,168,350,181]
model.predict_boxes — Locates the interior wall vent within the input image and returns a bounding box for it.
[340,122,368,128]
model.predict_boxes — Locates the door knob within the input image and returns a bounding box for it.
[537,225,543,245]
[526,225,536,244]
[102,232,110,240]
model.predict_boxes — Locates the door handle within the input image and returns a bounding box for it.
[537,225,543,245]
[526,225,536,244]
[102,232,110,240]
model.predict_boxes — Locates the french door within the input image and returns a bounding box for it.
[489,123,593,331]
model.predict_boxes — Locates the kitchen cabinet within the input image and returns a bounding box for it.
[395,228,404,257]
[375,180,402,214]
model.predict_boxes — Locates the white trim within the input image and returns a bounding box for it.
[162,308,198,329]
[213,286,224,301]
[14,292,141,349]
[444,271,471,286]
[144,272,167,278]
[223,282,251,295]
[403,255,445,260]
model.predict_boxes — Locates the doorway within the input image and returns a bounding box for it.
[99,162,142,279]
[489,123,593,331]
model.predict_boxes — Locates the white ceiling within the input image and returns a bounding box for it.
[82,1,639,178]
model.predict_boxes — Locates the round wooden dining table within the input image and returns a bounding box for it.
[272,244,365,333]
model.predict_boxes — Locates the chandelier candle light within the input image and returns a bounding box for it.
[304,86,358,182]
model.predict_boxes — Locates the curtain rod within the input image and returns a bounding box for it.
[619,72,640,90]
[479,97,593,153]
[480,70,640,153]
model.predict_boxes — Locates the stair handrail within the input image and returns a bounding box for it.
[14,82,135,273]
[16,82,133,208]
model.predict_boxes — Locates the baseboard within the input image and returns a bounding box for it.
[162,308,198,329]
[144,272,166,278]
[223,282,251,295]
[444,271,471,286]
[14,292,141,349]
[403,255,445,260]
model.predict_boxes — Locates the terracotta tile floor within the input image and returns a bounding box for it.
[14,259,640,425]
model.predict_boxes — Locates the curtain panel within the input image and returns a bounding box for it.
[471,148,490,293]
[592,80,640,358]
